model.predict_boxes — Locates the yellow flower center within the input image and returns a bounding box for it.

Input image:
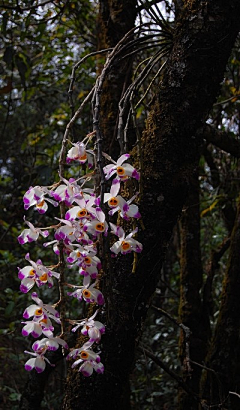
[116,166,125,176]
[84,257,91,265]
[82,289,91,298]
[36,200,45,208]
[95,223,104,232]
[76,251,82,258]
[80,351,89,360]
[29,269,35,277]
[35,308,43,316]
[40,318,47,324]
[77,208,87,218]
[39,273,48,281]
[108,197,119,207]
[121,241,130,251]
[79,153,87,161]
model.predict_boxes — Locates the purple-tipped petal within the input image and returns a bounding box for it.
[132,169,140,180]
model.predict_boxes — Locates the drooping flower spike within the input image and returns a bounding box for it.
[19,137,144,377]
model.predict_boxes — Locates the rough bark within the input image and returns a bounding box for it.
[97,0,138,156]
[63,1,240,409]
[63,2,137,409]
[201,197,240,409]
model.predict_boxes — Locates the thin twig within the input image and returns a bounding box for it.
[68,48,112,117]
[139,344,199,402]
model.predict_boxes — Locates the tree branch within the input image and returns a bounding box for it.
[139,344,199,402]
[198,124,240,158]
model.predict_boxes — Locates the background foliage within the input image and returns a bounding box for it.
[0,1,240,409]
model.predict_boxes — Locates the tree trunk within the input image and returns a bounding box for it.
[63,2,137,409]
[63,1,240,409]
[97,0,138,156]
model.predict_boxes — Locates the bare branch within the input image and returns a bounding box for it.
[139,344,199,401]
[198,124,240,158]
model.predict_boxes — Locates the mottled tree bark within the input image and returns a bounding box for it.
[63,2,137,409]
[63,1,240,409]
[97,0,138,156]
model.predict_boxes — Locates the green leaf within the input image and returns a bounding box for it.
[5,301,15,316]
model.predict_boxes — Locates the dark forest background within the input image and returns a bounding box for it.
[1,1,240,409]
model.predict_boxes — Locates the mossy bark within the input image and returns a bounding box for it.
[97,0,138,157]
[63,2,240,409]
[62,2,137,410]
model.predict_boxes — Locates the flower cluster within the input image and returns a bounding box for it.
[18,138,142,375]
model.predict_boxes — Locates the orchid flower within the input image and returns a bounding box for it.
[85,207,108,237]
[23,292,61,324]
[22,315,54,339]
[50,177,82,206]
[109,223,143,255]
[67,340,94,360]
[68,276,105,306]
[24,339,56,373]
[24,349,53,373]
[79,360,104,377]
[24,337,67,373]
[23,186,58,214]
[103,178,121,208]
[18,217,49,245]
[67,341,104,377]
[103,154,140,181]
[65,195,96,221]
[66,245,96,264]
[79,265,98,280]
[70,349,103,376]
[54,218,91,246]
[32,336,68,352]
[71,310,105,343]
[66,141,94,168]
[18,254,60,293]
